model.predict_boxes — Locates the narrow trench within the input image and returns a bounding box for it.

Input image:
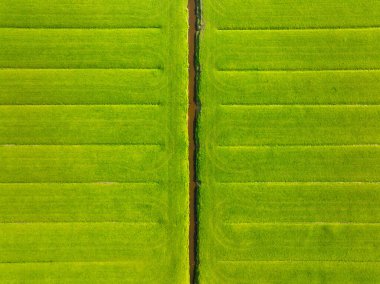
[188,0,198,282]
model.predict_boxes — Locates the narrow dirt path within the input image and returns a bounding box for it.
[188,0,197,282]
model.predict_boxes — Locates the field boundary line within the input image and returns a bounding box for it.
[188,0,198,282]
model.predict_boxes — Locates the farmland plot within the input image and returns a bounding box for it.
[0,1,188,283]
[197,1,380,283]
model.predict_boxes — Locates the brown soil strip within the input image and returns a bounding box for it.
[188,0,197,282]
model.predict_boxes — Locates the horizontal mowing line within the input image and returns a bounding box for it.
[0,260,148,265]
[0,104,161,106]
[0,67,163,72]
[217,68,380,72]
[216,26,380,31]
[0,27,161,30]
[220,104,380,107]
[0,182,160,185]
[217,69,380,73]
[216,181,380,185]
[0,67,162,70]
[225,222,380,226]
[218,260,380,264]
[217,144,380,148]
[0,143,162,147]
[0,221,160,225]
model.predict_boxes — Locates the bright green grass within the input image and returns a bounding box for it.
[0,1,188,283]
[197,0,380,283]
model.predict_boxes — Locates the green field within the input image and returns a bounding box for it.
[0,1,188,283]
[2,0,380,283]
[197,0,380,283]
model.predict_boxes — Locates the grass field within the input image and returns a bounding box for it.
[0,1,188,283]
[197,0,380,283]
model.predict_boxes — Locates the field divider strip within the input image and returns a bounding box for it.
[188,0,198,282]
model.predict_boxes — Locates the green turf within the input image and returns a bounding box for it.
[0,1,188,283]
[197,1,380,283]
